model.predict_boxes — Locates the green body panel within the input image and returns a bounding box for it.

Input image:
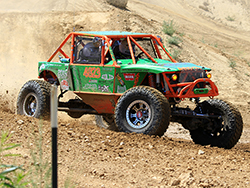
[38,58,210,94]
[38,61,73,90]
[107,59,211,74]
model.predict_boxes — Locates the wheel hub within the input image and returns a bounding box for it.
[23,93,38,117]
[126,100,151,129]
[136,110,143,119]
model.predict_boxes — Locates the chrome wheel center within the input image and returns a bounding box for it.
[126,100,151,129]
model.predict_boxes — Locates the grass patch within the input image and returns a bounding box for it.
[228,58,236,68]
[163,20,177,36]
[201,37,206,44]
[226,15,235,21]
[247,61,250,67]
[168,36,182,46]
[0,132,27,187]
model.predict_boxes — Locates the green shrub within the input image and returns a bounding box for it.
[201,37,206,44]
[163,20,176,36]
[168,36,182,46]
[226,15,235,21]
[228,58,236,68]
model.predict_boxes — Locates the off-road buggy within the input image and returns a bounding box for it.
[17,31,243,149]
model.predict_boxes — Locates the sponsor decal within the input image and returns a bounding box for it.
[83,67,101,78]
[60,80,69,90]
[102,67,113,71]
[58,69,67,79]
[133,73,140,86]
[101,74,114,80]
[116,73,125,86]
[83,83,97,91]
[123,73,135,81]
[98,85,110,92]
[89,79,98,83]
[99,80,113,84]
[117,85,126,93]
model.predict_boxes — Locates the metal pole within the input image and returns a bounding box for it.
[51,84,58,188]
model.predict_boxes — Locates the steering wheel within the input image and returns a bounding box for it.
[136,52,144,59]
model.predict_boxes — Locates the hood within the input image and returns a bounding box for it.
[119,59,211,74]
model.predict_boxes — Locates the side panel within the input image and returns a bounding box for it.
[70,65,115,93]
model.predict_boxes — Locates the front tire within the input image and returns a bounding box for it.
[17,80,51,120]
[190,99,243,149]
[115,86,170,136]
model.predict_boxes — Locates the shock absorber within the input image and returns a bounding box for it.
[148,73,156,88]
[156,74,161,90]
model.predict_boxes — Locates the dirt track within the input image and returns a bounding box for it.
[1,110,250,187]
[1,0,250,187]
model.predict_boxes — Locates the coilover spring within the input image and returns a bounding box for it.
[148,73,156,88]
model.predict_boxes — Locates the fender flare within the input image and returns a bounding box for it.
[39,70,59,85]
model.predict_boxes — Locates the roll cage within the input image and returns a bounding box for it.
[47,31,176,65]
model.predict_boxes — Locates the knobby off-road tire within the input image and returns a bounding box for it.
[95,114,119,131]
[17,80,51,120]
[115,86,171,136]
[190,99,243,149]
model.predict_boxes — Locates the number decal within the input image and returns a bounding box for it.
[83,67,101,78]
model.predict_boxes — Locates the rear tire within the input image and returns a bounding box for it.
[95,114,118,131]
[17,80,51,120]
[115,86,170,136]
[190,99,243,149]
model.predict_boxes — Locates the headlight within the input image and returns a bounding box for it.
[206,73,212,79]
[172,74,178,81]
